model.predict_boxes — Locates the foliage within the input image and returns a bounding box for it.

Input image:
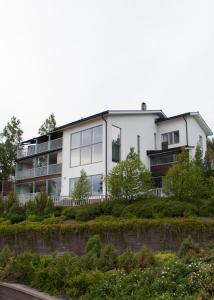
[137,245,155,269]
[0,236,213,299]
[99,244,118,271]
[72,169,91,201]
[34,189,48,214]
[118,248,139,273]
[163,149,206,201]
[38,113,56,135]
[207,137,214,153]
[0,116,23,181]
[85,235,101,257]
[178,235,202,259]
[154,251,176,265]
[107,148,152,201]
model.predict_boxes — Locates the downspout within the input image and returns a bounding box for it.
[183,116,189,146]
[101,115,108,198]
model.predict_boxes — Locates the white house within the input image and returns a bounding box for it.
[15,103,213,201]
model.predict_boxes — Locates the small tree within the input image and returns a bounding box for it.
[203,151,212,178]
[163,149,205,201]
[100,244,118,271]
[194,143,203,170]
[71,170,91,201]
[0,116,23,193]
[38,113,56,135]
[107,148,152,201]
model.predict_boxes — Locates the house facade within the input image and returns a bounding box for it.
[15,104,213,202]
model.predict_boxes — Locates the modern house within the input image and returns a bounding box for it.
[15,104,213,202]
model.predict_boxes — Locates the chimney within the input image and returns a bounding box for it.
[141,102,147,111]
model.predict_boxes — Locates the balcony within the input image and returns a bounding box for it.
[17,137,63,159]
[15,163,62,181]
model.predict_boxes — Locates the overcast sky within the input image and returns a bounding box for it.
[0,0,214,139]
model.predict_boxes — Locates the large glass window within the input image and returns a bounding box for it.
[48,178,61,196]
[70,125,103,167]
[112,126,121,162]
[161,131,180,145]
[151,153,178,166]
[69,174,103,196]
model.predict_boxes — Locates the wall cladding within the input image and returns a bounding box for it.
[0,219,213,255]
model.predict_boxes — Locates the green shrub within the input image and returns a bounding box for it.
[75,205,102,221]
[4,252,40,284]
[44,197,55,216]
[178,236,201,259]
[137,246,155,269]
[0,246,12,268]
[35,189,48,214]
[8,213,25,224]
[112,203,125,217]
[53,206,63,217]
[86,235,101,257]
[66,271,103,298]
[62,207,76,219]
[118,248,139,273]
[99,244,118,271]
[155,251,176,265]
[25,199,37,216]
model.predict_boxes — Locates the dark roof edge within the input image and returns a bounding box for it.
[155,112,193,123]
[22,110,110,144]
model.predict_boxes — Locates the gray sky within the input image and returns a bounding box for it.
[0,0,214,139]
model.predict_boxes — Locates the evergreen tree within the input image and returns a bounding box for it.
[107,148,152,201]
[71,169,91,200]
[38,113,56,135]
[194,143,203,170]
[203,150,212,178]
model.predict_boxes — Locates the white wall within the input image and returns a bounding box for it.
[106,114,159,170]
[187,116,207,158]
[157,118,187,149]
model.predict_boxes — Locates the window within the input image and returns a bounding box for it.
[151,153,178,166]
[70,125,103,167]
[161,131,180,145]
[69,174,103,196]
[112,126,121,162]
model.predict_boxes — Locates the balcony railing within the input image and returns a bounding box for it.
[15,163,62,181]
[17,137,63,159]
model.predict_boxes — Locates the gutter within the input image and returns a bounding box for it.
[183,116,189,146]
[101,115,108,198]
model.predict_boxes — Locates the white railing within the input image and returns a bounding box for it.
[16,164,62,180]
[17,194,108,205]
[17,138,63,159]
[17,189,164,205]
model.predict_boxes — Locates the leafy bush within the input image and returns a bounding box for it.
[137,246,155,269]
[99,244,118,271]
[155,251,176,265]
[118,248,139,273]
[35,189,48,214]
[178,236,202,259]
[86,235,101,257]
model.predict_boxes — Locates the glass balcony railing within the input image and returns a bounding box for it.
[15,163,62,181]
[17,137,63,159]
